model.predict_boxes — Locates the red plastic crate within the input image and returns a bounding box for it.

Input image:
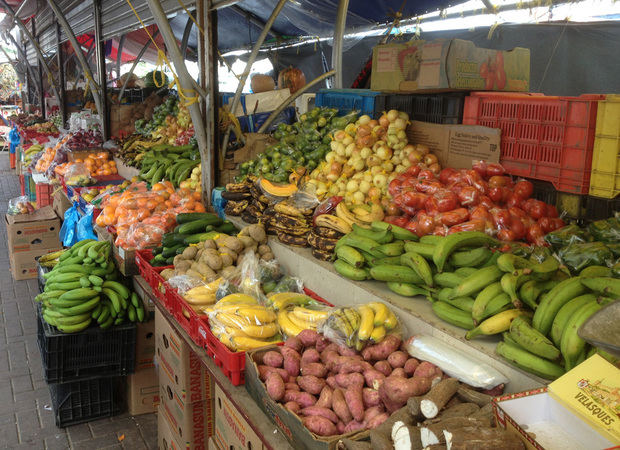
[36,183,54,208]
[166,286,210,349]
[135,250,172,305]
[463,93,605,194]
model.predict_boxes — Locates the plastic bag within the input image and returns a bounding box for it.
[7,196,34,215]
[269,275,303,294]
[404,334,509,389]
[544,224,590,249]
[114,222,165,250]
[216,250,264,303]
[77,205,98,241]
[258,258,284,293]
[64,162,93,186]
[59,202,80,247]
[558,242,615,273]
[312,195,343,225]
[588,216,620,244]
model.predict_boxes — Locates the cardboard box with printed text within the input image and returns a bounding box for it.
[213,383,264,450]
[127,367,159,416]
[6,206,61,249]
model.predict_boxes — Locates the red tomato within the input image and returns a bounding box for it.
[509,217,526,240]
[415,212,435,236]
[458,186,481,207]
[549,217,565,231]
[478,195,495,209]
[405,165,421,178]
[435,190,459,212]
[547,205,559,218]
[508,206,528,220]
[404,219,418,235]
[485,163,506,178]
[415,180,442,194]
[488,176,511,188]
[424,196,439,215]
[385,215,409,228]
[388,179,403,197]
[538,217,554,234]
[435,208,469,227]
[433,226,448,236]
[402,191,428,210]
[399,204,421,216]
[497,229,516,242]
[464,169,484,186]
[491,208,512,229]
[401,177,418,190]
[472,179,489,195]
[439,168,459,185]
[526,223,546,246]
[448,219,486,234]
[418,169,435,181]
[470,205,492,223]
[529,200,548,220]
[472,161,487,178]
[386,203,402,216]
[506,194,523,209]
[514,180,534,199]
[488,187,503,203]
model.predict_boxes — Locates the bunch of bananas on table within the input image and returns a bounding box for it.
[36,239,146,333]
[268,292,328,337]
[324,302,398,350]
[37,249,68,268]
[178,278,221,317]
[224,177,270,224]
[139,144,200,187]
[22,143,44,165]
[265,201,315,248]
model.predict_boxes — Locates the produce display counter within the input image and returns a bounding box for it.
[227,216,546,393]
[132,275,295,450]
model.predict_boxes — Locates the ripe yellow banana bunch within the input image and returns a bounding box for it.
[182,278,223,313]
[277,306,328,337]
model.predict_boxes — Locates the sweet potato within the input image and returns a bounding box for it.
[326,375,338,389]
[361,335,401,361]
[378,379,404,414]
[285,382,300,392]
[366,412,389,429]
[265,372,285,401]
[362,388,381,407]
[298,375,326,395]
[258,365,289,382]
[321,349,340,366]
[391,368,406,378]
[282,348,301,378]
[323,343,340,354]
[301,362,327,378]
[334,357,368,374]
[414,361,442,379]
[298,329,319,347]
[384,376,432,405]
[343,420,365,433]
[336,421,346,434]
[335,373,364,389]
[332,388,353,423]
[315,336,330,352]
[303,415,337,436]
[403,358,420,376]
[281,346,302,360]
[263,350,284,368]
[374,360,393,377]
[284,390,317,408]
[387,351,408,369]
[345,384,364,421]
[316,386,333,409]
[300,406,339,424]
[301,348,321,364]
[364,369,386,389]
[364,405,385,423]
[337,344,358,357]
[284,336,303,353]
[284,401,300,414]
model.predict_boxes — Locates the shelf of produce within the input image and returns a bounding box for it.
[132,275,294,450]
[227,216,546,392]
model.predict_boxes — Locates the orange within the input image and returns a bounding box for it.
[194,203,206,212]
[192,191,202,201]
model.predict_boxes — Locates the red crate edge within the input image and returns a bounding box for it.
[135,250,172,305]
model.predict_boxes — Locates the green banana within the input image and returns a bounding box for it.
[561,301,603,371]
[451,266,504,299]
[403,242,435,260]
[373,242,404,257]
[102,288,122,314]
[532,277,587,336]
[581,277,620,298]
[502,332,522,348]
[437,288,454,302]
[128,304,137,322]
[509,316,560,361]
[88,275,104,286]
[433,272,464,288]
[97,304,111,324]
[387,282,431,298]
[100,314,114,330]
[454,267,479,278]
[91,303,103,319]
[496,341,565,380]
[352,224,393,244]
[450,247,492,268]
[431,301,475,329]
[56,318,93,333]
[481,251,501,268]
[442,296,475,313]
[54,297,100,316]
[336,234,383,258]
[500,270,533,309]
[54,313,93,326]
[102,281,130,300]
[480,293,512,321]
[419,235,443,245]
[136,305,145,322]
[519,279,558,310]
[433,231,497,272]
[549,294,597,346]
[497,253,533,274]
[334,259,368,281]
[335,245,365,268]
[371,221,418,241]
[579,266,612,278]
[400,252,434,287]
[369,256,404,266]
[472,281,508,323]
[131,293,140,308]
[369,265,423,284]
[530,257,560,278]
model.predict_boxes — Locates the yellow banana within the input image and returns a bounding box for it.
[238,322,278,339]
[336,202,368,228]
[277,310,304,337]
[368,302,389,327]
[214,312,251,328]
[268,292,312,310]
[217,293,258,306]
[287,311,317,331]
[233,336,276,351]
[370,325,386,342]
[291,307,328,323]
[466,309,532,340]
[357,305,375,341]
[184,293,216,305]
[237,306,277,324]
[314,214,352,234]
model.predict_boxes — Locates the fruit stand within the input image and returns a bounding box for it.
[2,0,620,449]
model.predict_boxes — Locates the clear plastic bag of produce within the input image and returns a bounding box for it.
[404,334,509,389]
[7,196,34,215]
[215,250,265,303]
[26,150,43,172]
[544,224,591,249]
[557,241,615,273]
[258,258,285,294]
[320,302,404,349]
[114,222,165,250]
[46,145,68,178]
[588,216,620,244]
[64,162,94,186]
[168,275,220,314]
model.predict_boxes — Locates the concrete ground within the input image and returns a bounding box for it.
[0,153,157,449]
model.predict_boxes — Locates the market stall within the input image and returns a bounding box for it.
[1,0,619,449]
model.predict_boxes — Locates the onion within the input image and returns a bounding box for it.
[342,135,354,146]
[381,161,394,172]
[387,109,399,122]
[345,180,359,193]
[408,149,423,163]
[394,118,407,130]
[370,165,383,176]
[366,155,382,167]
[372,140,385,151]
[387,124,399,136]
[357,124,371,137]
[330,140,339,151]
[424,153,438,166]
[356,134,374,149]
[363,172,373,183]
[367,186,381,200]
[334,130,346,141]
[358,115,371,125]
[416,144,430,155]
[334,142,346,156]
[353,159,365,172]
[352,191,365,204]
[376,146,393,161]
[387,135,400,146]
[359,180,371,194]
[325,151,336,163]
[391,156,401,165]
[360,147,371,159]
[328,184,339,195]
[398,111,409,121]
[428,163,441,174]
[345,143,356,157]
[395,164,406,174]
[403,144,416,155]
[335,154,347,164]
[330,162,342,173]
[393,141,406,151]
[345,124,357,135]
[397,130,407,140]
[326,172,339,182]
[368,119,379,128]
[379,115,390,127]
[401,159,412,168]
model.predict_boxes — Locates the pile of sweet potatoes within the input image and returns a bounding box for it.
[254,329,444,438]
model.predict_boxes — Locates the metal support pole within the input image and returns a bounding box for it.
[116,34,126,81]
[331,0,349,89]
[56,22,66,126]
[94,0,109,139]
[73,42,98,90]
[47,0,102,116]
[32,19,45,117]
[181,13,194,59]
[145,0,208,174]
[220,0,287,159]
[6,32,39,95]
[210,0,241,10]
[118,30,159,101]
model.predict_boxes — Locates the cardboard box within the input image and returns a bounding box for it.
[10,247,62,281]
[6,206,61,249]
[208,437,222,450]
[135,320,156,371]
[159,381,213,448]
[493,356,618,450]
[158,406,184,450]
[225,89,291,116]
[406,120,500,169]
[371,38,530,93]
[52,190,72,220]
[127,367,159,416]
[213,383,264,450]
[244,347,367,450]
[155,310,213,401]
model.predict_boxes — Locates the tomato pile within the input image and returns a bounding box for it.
[385,161,565,244]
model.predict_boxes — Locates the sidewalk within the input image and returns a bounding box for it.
[0,154,156,449]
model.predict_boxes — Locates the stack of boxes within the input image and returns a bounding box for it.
[126,318,159,416]
[155,310,214,449]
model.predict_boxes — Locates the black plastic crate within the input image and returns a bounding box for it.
[37,305,136,383]
[528,178,558,206]
[381,92,467,124]
[585,196,620,222]
[50,377,123,427]
[109,87,167,104]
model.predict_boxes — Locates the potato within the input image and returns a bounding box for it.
[361,335,402,361]
[160,269,175,280]
[263,350,284,368]
[185,269,204,280]
[362,388,381,407]
[387,351,408,369]
[414,361,442,379]
[258,244,271,256]
[302,415,337,436]
[374,361,392,377]
[203,254,223,271]
[332,388,352,423]
[248,224,267,243]
[173,254,187,266]
[195,241,205,249]
[203,239,217,249]
[315,386,333,409]
[195,249,204,260]
[301,348,320,365]
[298,329,319,347]
[284,336,303,353]
[220,253,233,267]
[301,362,327,378]
[283,390,316,408]
[284,401,300,414]
[238,235,257,249]
[335,373,364,389]
[403,358,420,377]
[297,375,326,395]
[220,266,237,279]
[300,406,339,424]
[363,369,386,389]
[260,252,275,261]
[182,246,198,260]
[265,372,285,401]
[224,236,244,253]
[344,385,364,421]
[284,382,300,392]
